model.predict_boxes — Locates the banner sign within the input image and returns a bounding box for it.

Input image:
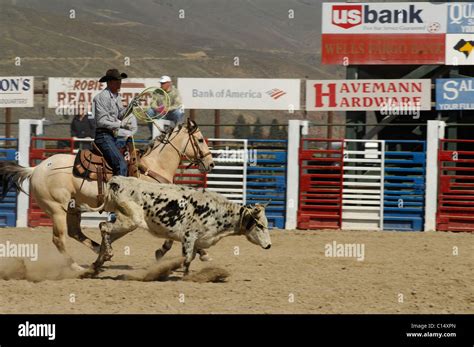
[436,78,474,110]
[445,34,474,65]
[321,2,469,65]
[322,34,445,65]
[306,79,432,111]
[178,78,301,110]
[322,2,447,34]
[0,76,34,108]
[48,78,161,113]
[447,3,474,33]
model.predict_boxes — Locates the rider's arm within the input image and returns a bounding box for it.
[117,95,127,120]
[168,87,182,111]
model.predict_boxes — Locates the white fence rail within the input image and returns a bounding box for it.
[206,139,247,204]
[342,140,385,230]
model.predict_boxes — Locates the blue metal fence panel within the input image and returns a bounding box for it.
[246,139,287,229]
[384,140,426,231]
[0,138,18,227]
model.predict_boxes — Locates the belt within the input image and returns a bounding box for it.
[96,128,115,135]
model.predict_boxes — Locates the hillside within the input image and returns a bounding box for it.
[0,0,342,138]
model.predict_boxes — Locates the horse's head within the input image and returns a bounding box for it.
[181,119,214,173]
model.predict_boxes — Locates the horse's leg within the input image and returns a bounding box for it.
[93,213,139,271]
[51,210,84,271]
[155,240,212,262]
[66,208,100,254]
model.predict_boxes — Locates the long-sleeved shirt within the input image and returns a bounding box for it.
[151,85,182,111]
[93,88,126,131]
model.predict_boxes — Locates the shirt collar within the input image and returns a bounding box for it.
[106,87,119,98]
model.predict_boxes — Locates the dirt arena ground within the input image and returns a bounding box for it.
[0,227,472,314]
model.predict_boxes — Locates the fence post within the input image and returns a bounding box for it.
[16,119,44,227]
[424,120,445,232]
[285,120,302,229]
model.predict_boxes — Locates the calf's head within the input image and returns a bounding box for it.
[241,203,272,250]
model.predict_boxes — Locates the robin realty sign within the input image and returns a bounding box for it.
[48,77,161,114]
[178,78,301,110]
[306,79,431,111]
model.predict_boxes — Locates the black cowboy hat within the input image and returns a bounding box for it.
[99,69,128,83]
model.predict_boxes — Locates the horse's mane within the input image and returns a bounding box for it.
[143,121,196,155]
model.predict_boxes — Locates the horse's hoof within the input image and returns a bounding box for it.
[199,254,212,262]
[70,263,86,272]
[79,268,97,279]
[155,249,165,261]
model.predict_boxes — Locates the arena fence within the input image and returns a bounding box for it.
[342,140,385,230]
[206,139,247,204]
[5,119,473,232]
[247,139,287,229]
[297,138,344,229]
[384,140,426,231]
[436,139,474,232]
[0,138,18,227]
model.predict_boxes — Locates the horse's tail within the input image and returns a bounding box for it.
[0,161,34,199]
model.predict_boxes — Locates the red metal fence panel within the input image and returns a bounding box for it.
[437,139,474,232]
[297,138,344,229]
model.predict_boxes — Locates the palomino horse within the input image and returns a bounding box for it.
[0,119,214,270]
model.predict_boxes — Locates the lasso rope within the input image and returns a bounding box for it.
[132,86,171,123]
[125,86,171,174]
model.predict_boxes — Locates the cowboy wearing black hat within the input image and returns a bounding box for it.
[92,69,136,176]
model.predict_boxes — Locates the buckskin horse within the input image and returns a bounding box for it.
[0,119,214,270]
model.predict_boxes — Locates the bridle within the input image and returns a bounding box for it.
[148,123,212,169]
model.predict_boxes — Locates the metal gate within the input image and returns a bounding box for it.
[206,139,247,204]
[342,140,384,230]
[0,138,18,227]
[246,139,287,229]
[384,140,426,231]
[437,139,474,232]
[297,138,344,229]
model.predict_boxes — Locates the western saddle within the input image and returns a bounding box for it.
[73,141,169,204]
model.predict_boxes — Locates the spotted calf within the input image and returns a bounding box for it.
[84,176,272,273]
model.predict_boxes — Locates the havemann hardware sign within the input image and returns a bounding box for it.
[306,79,431,111]
[177,78,301,110]
[436,78,474,110]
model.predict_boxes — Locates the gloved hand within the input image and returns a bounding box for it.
[121,121,133,130]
